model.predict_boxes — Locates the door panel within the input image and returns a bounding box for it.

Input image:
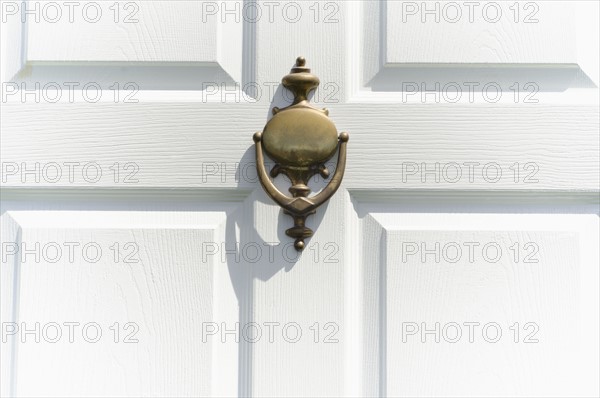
[359,208,598,396]
[4,1,243,90]
[1,197,245,396]
[353,0,598,100]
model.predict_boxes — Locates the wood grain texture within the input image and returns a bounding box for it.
[360,212,599,397]
[1,207,241,397]
[1,103,598,191]
[0,212,21,398]
[26,2,218,62]
[352,1,599,101]
[4,1,243,86]
[385,1,576,64]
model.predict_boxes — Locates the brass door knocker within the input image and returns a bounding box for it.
[253,57,349,251]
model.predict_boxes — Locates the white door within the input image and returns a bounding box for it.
[1,1,598,396]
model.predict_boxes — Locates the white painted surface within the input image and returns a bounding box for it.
[1,1,598,397]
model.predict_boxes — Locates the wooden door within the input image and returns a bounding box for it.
[1,1,598,396]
